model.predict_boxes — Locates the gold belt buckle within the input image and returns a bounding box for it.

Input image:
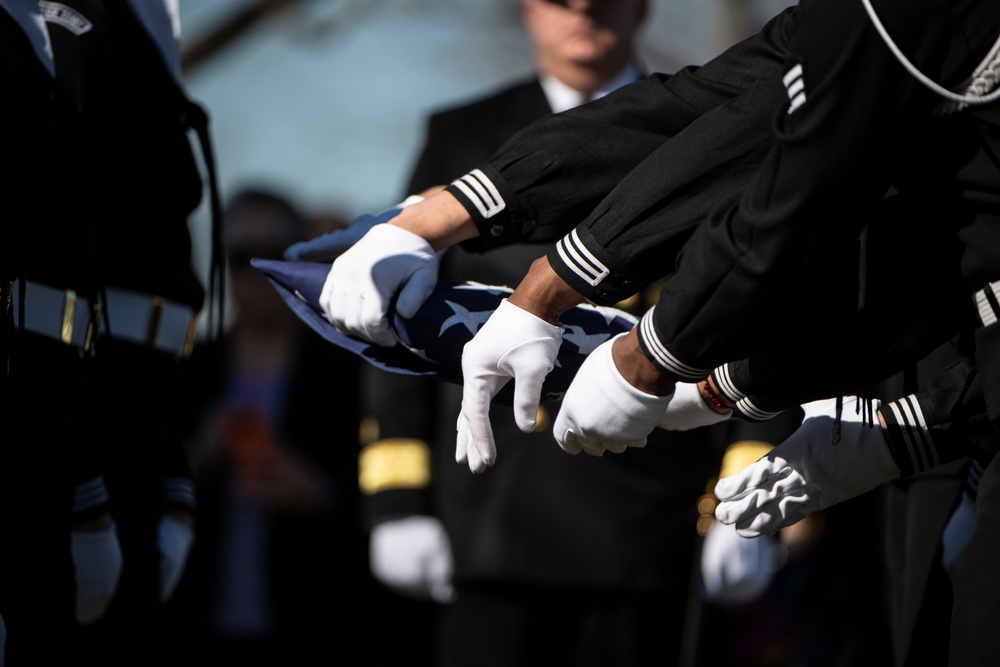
[181,315,197,359]
[83,302,100,352]
[60,290,77,346]
[144,295,198,358]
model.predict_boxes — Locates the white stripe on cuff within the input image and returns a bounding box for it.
[451,169,505,219]
[887,395,938,473]
[637,309,707,380]
[555,229,610,286]
[712,363,747,403]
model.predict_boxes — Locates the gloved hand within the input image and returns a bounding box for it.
[72,520,123,625]
[657,380,732,431]
[456,299,564,473]
[369,516,455,604]
[700,519,777,606]
[554,333,673,456]
[714,396,900,537]
[157,514,195,602]
[320,223,441,347]
[283,195,424,262]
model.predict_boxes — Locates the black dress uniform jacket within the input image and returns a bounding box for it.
[361,75,724,666]
[2,2,222,665]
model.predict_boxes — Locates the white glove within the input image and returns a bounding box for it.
[700,520,776,606]
[714,396,899,537]
[283,195,424,262]
[554,333,673,456]
[320,223,441,347]
[456,299,564,473]
[72,522,123,625]
[657,380,732,431]
[369,516,455,604]
[157,515,195,602]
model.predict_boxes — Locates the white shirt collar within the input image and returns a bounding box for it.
[539,62,643,113]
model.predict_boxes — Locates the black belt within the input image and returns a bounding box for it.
[8,280,198,357]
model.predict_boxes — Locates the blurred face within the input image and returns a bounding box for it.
[522,0,647,73]
[225,211,301,325]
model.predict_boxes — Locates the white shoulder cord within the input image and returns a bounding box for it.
[861,0,1000,113]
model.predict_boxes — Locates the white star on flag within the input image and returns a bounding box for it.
[439,300,494,336]
[562,325,612,355]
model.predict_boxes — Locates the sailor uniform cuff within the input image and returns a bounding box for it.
[73,476,111,516]
[732,397,786,423]
[711,363,749,405]
[547,226,643,306]
[163,476,197,511]
[879,394,940,477]
[445,164,525,250]
[636,307,710,381]
[709,363,782,422]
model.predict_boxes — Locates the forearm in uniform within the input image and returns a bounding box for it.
[548,74,786,305]
[878,357,988,476]
[445,8,798,253]
[637,0,959,377]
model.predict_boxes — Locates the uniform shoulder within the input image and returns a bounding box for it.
[426,77,540,123]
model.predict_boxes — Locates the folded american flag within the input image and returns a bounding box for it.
[252,258,638,403]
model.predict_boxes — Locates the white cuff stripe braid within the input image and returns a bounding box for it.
[974,282,1000,326]
[162,477,196,508]
[556,229,610,286]
[735,397,782,422]
[638,308,708,380]
[451,169,505,219]
[887,395,939,473]
[73,477,110,514]
[713,363,746,403]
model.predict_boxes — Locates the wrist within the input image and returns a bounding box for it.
[391,190,478,251]
[611,328,676,396]
[508,256,585,325]
[700,377,735,414]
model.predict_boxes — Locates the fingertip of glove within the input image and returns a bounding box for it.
[515,418,537,434]
[736,528,763,538]
[714,478,737,499]
[557,430,582,455]
[469,458,492,474]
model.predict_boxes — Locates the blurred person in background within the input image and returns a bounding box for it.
[357,1,735,664]
[1,1,224,665]
[695,426,893,667]
[161,187,431,667]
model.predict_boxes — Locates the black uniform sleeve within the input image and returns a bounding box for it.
[444,7,798,255]
[639,0,994,380]
[879,357,989,476]
[358,367,437,529]
[710,193,977,419]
